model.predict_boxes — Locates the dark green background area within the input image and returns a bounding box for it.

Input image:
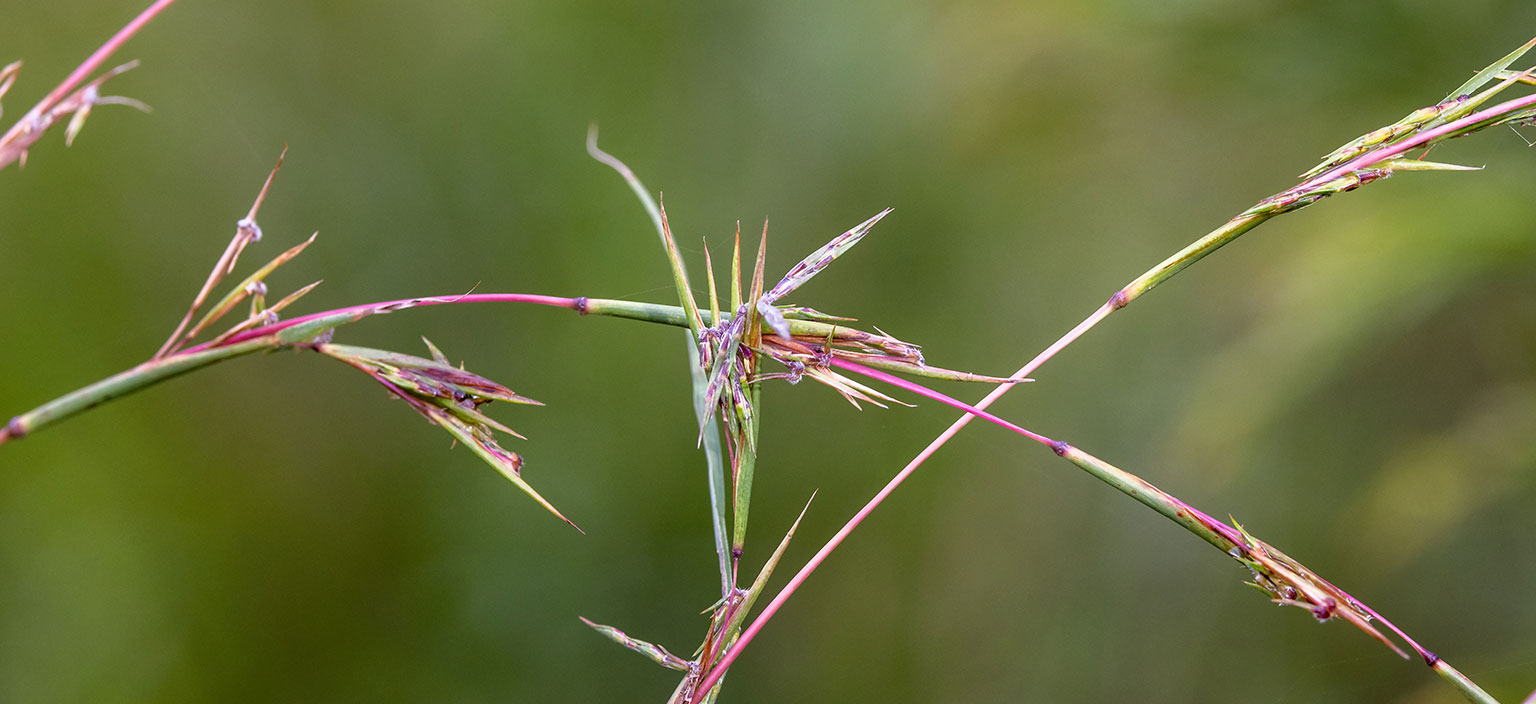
[3,1,1535,701]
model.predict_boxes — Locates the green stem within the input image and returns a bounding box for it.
[1119,210,1273,303]
[1433,659,1502,704]
[2,336,275,442]
[1052,443,1240,552]
[2,298,437,447]
[0,295,880,450]
[582,297,882,343]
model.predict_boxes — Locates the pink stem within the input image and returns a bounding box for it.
[179,293,582,354]
[828,358,1054,447]
[1300,90,1536,189]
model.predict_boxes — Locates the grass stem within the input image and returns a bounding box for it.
[1430,659,1502,704]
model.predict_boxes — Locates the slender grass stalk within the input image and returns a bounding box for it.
[2,336,272,442]
[0,293,580,446]
[1434,659,1501,704]
[187,293,582,352]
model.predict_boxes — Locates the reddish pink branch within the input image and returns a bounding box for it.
[828,358,1053,447]
[49,0,178,111]
[180,293,582,354]
[1300,90,1536,189]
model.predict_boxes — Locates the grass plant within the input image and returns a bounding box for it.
[3,3,1534,702]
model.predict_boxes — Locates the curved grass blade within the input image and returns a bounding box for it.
[579,617,691,672]
[1442,36,1536,102]
[588,130,731,588]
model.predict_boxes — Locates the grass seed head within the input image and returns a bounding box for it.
[313,340,575,529]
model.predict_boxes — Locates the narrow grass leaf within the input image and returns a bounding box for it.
[185,232,316,342]
[1423,66,1536,134]
[757,209,891,338]
[704,237,721,325]
[729,491,813,636]
[579,617,691,671]
[746,227,767,350]
[730,224,743,312]
[690,326,733,596]
[659,199,705,334]
[831,352,1025,384]
[588,130,731,576]
[1442,36,1536,103]
[1374,157,1482,172]
[777,306,857,322]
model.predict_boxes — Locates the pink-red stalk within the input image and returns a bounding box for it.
[1300,90,1536,189]
[180,293,582,354]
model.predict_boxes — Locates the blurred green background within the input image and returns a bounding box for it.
[3,1,1535,702]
